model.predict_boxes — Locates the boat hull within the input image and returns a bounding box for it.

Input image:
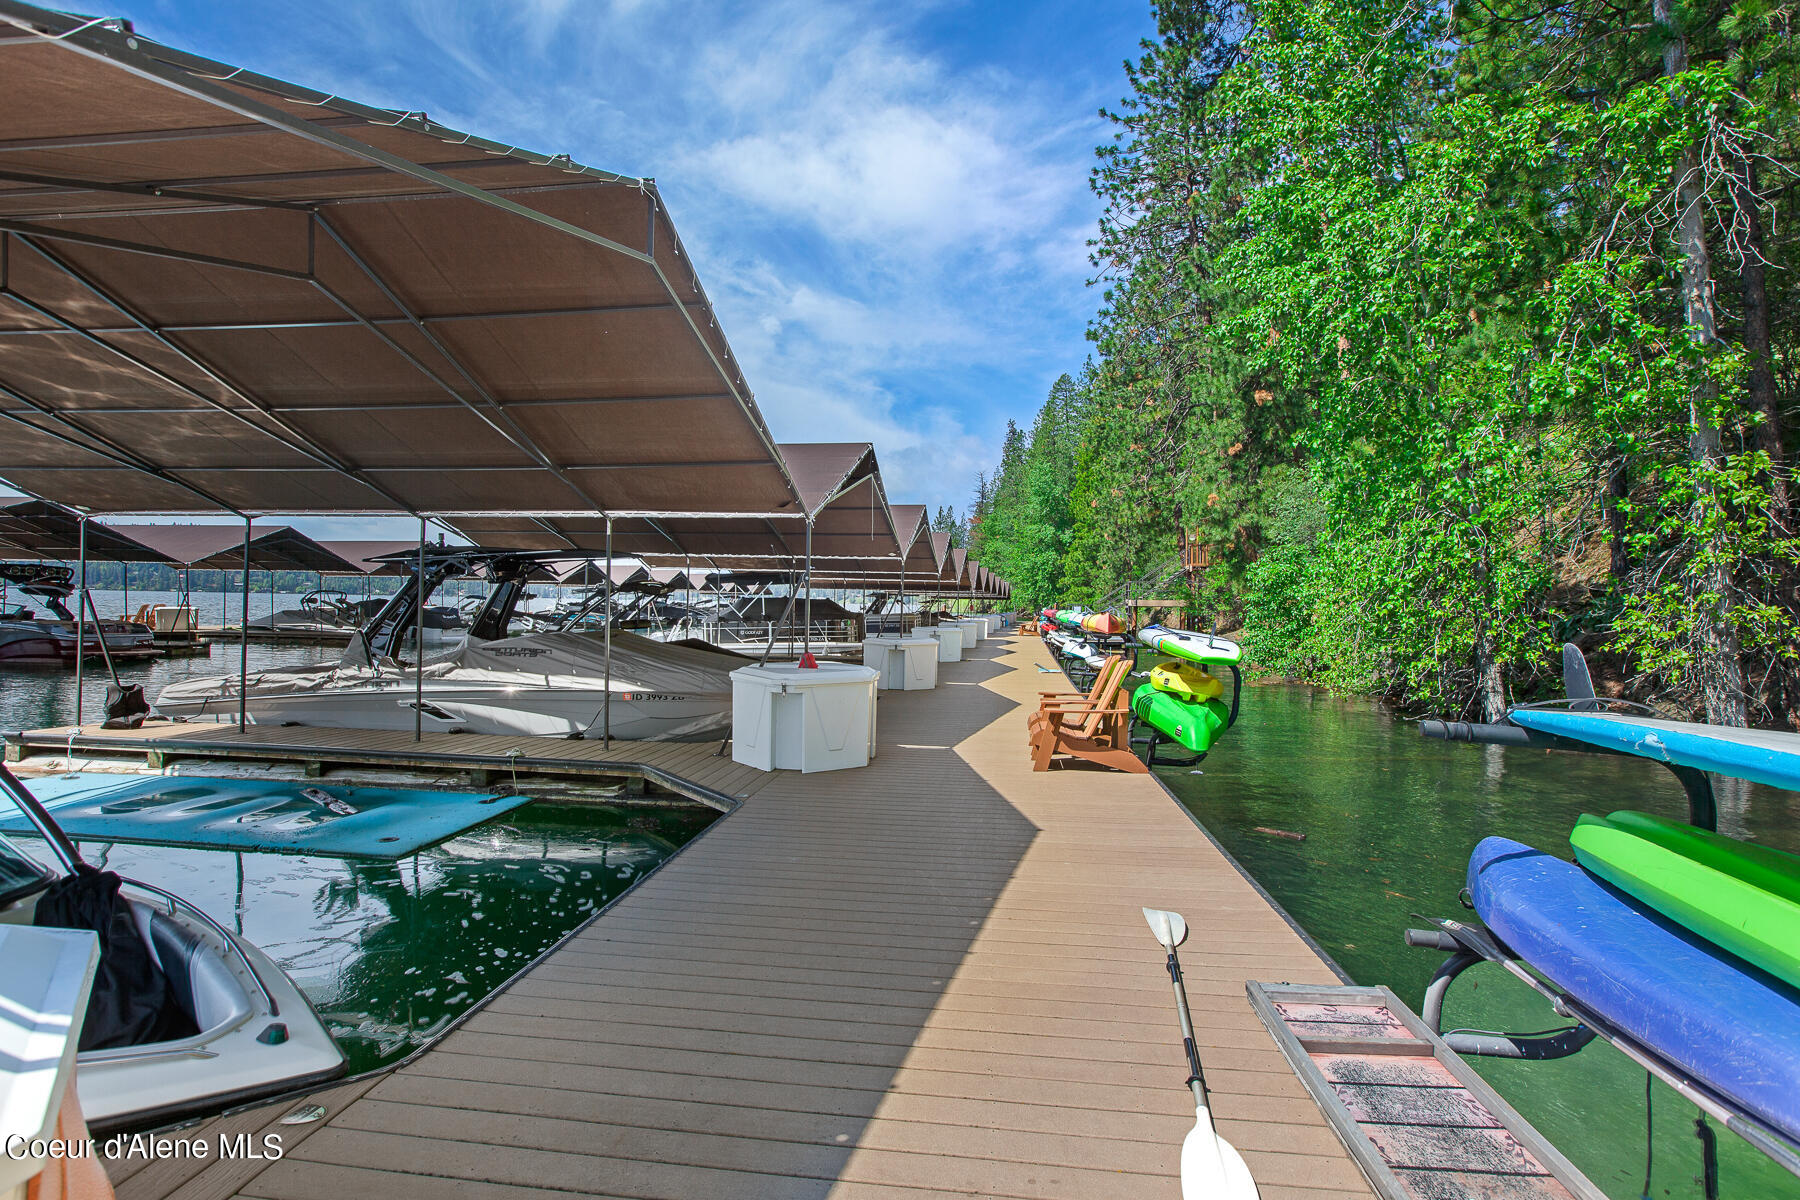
[74,894,345,1133]
[1146,660,1224,701]
[1131,687,1229,753]
[1135,624,1242,666]
[0,621,73,665]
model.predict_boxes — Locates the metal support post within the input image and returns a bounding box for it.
[414,517,425,742]
[74,516,86,724]
[603,516,614,746]
[239,517,251,729]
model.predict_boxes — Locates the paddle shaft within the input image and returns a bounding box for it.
[1162,944,1210,1109]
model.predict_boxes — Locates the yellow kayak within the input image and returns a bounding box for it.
[1148,660,1223,702]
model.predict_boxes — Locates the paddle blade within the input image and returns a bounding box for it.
[1182,1106,1260,1199]
[1142,906,1188,949]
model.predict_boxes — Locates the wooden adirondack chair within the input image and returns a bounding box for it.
[1033,654,1125,715]
[1029,655,1147,773]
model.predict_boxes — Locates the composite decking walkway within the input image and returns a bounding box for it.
[103,634,1371,1200]
[7,721,778,811]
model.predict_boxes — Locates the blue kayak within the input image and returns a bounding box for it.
[1469,836,1800,1143]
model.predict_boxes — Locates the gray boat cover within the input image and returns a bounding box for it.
[158,630,737,706]
[457,630,736,698]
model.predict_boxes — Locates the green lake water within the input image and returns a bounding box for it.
[1153,677,1800,1200]
[29,797,716,1076]
[1,594,722,1079]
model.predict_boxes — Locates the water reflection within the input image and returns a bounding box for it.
[71,801,714,1074]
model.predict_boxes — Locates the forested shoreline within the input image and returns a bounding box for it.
[968,0,1798,726]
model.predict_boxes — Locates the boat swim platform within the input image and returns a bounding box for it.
[90,633,1375,1200]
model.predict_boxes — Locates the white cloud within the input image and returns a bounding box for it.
[683,28,1074,256]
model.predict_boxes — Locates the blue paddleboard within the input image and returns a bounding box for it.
[1469,836,1800,1143]
[1508,709,1800,793]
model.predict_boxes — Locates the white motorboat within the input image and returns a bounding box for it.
[155,551,743,741]
[0,765,344,1132]
[245,588,365,635]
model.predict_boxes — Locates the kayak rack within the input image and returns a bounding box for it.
[1421,710,1717,831]
[1131,659,1242,769]
[1405,916,1800,1179]
[1419,644,1717,830]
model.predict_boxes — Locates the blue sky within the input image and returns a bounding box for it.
[5,0,1154,538]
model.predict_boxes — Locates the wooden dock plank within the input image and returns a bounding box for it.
[94,634,1371,1199]
[10,720,757,811]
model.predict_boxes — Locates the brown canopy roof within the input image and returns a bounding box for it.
[626,442,893,564]
[0,499,360,570]
[805,505,944,587]
[0,3,796,520]
[315,539,473,576]
[889,505,927,556]
[551,560,650,588]
[104,522,362,571]
[457,442,900,565]
[0,498,171,561]
[928,532,954,585]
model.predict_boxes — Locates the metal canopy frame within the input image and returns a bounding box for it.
[0,7,1014,615]
[0,1,801,523]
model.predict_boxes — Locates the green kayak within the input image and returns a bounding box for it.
[1571,810,1800,989]
[1131,686,1230,754]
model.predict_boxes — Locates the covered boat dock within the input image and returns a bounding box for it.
[17,633,1374,1200]
[0,7,1406,1197]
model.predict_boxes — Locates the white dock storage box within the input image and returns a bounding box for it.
[862,635,938,691]
[953,617,985,645]
[731,662,880,773]
[919,624,963,662]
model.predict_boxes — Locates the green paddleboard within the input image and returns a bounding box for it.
[1131,686,1229,754]
[1571,810,1800,989]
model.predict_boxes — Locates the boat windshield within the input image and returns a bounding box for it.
[0,830,54,907]
[0,776,59,908]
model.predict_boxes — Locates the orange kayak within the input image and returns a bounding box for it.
[1080,612,1126,636]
